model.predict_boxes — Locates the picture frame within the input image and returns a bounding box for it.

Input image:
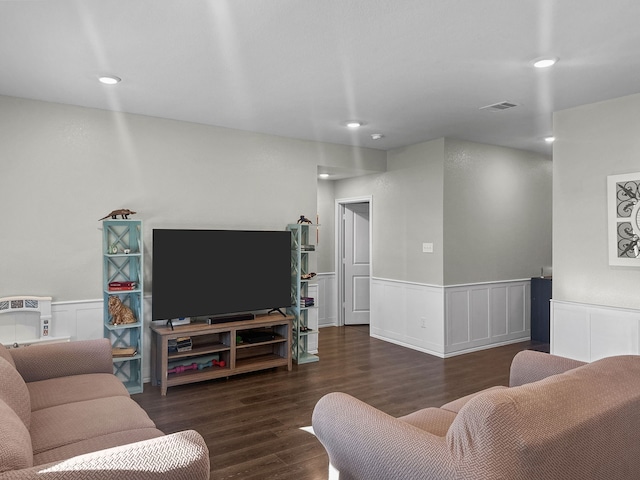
[607,172,640,266]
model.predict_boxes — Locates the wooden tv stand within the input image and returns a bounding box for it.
[150,314,292,395]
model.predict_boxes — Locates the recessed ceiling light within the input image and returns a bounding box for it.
[371,133,384,140]
[544,136,556,143]
[319,173,330,179]
[98,75,121,85]
[345,121,363,128]
[533,57,558,68]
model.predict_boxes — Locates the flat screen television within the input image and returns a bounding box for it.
[152,229,291,321]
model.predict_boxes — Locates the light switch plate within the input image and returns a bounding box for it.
[422,242,434,253]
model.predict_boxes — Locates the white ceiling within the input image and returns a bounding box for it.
[2,0,640,158]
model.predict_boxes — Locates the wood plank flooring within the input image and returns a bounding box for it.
[134,326,544,480]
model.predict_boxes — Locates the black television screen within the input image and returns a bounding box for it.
[152,229,291,320]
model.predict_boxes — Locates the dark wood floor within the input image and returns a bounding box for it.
[134,326,545,480]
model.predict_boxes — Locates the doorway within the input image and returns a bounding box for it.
[336,197,371,326]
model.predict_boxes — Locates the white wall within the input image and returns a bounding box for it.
[334,138,446,284]
[552,93,640,360]
[316,179,336,273]
[332,137,549,355]
[333,137,552,287]
[444,139,552,285]
[553,92,640,310]
[0,95,385,302]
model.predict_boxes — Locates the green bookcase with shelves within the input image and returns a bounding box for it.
[286,223,319,364]
[102,219,144,394]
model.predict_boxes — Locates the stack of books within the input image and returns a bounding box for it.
[301,297,315,307]
[168,336,192,353]
[108,280,137,291]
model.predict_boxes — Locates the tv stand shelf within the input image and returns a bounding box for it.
[150,314,292,395]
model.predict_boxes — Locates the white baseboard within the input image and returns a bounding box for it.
[370,332,530,359]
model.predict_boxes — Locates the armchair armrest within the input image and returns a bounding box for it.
[312,392,454,480]
[0,430,210,480]
[509,350,586,387]
[10,339,113,382]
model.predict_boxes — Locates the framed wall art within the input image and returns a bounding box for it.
[607,172,640,266]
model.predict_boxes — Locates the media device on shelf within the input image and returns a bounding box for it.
[152,229,291,323]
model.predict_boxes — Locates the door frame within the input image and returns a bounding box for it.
[335,196,373,326]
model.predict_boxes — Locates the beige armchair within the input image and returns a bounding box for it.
[312,350,640,480]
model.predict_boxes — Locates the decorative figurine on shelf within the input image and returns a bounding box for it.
[297,215,312,224]
[108,296,137,325]
[99,209,137,221]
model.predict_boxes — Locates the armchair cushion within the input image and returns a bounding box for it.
[27,373,129,412]
[440,385,507,414]
[33,428,164,466]
[30,396,156,455]
[0,357,31,429]
[398,408,456,436]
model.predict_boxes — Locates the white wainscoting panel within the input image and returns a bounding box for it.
[370,278,531,358]
[551,300,640,362]
[444,281,530,355]
[371,278,445,356]
[316,273,337,327]
[44,299,102,341]
[51,300,104,341]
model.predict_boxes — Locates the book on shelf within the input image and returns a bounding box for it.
[112,347,137,357]
[108,281,137,291]
[168,336,193,353]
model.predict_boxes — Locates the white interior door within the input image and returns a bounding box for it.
[343,202,370,325]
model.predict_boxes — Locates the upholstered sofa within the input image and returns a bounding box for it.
[313,350,640,480]
[0,339,210,479]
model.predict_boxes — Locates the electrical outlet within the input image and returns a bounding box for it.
[422,242,433,253]
[420,317,427,328]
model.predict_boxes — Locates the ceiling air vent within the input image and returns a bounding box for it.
[479,101,519,112]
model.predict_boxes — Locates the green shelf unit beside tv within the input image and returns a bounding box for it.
[102,219,144,394]
[286,223,319,364]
